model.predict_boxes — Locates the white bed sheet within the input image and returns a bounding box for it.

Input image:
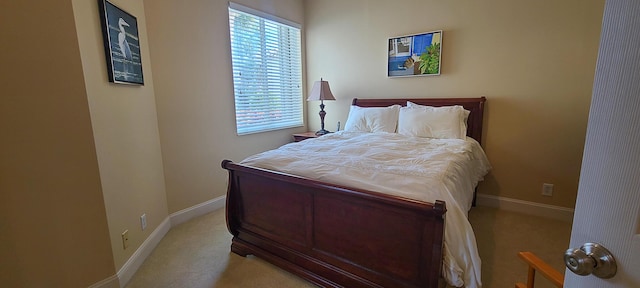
[241,131,491,288]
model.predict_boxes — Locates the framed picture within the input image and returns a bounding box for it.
[98,0,144,85]
[387,30,442,78]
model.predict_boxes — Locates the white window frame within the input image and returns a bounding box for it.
[228,2,303,135]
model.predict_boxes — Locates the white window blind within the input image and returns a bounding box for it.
[228,3,303,135]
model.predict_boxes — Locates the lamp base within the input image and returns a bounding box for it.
[315,129,331,136]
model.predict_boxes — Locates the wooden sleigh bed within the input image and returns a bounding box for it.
[222,97,486,288]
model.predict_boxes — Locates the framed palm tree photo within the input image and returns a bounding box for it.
[98,0,144,85]
[388,30,442,78]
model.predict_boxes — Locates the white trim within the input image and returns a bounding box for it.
[229,2,301,29]
[116,217,171,286]
[90,196,228,287]
[88,274,119,288]
[476,193,574,222]
[169,195,226,227]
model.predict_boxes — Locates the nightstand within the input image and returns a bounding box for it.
[292,131,319,142]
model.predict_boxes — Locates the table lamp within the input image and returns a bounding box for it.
[307,78,336,136]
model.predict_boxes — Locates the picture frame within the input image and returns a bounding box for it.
[98,0,144,85]
[387,30,442,78]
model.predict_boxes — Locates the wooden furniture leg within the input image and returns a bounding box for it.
[515,252,564,288]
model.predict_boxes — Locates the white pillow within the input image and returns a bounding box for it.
[398,105,468,139]
[344,105,401,133]
[406,102,471,124]
[406,102,470,138]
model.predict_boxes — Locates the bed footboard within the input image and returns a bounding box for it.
[222,160,446,288]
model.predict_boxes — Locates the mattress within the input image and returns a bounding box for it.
[241,131,491,288]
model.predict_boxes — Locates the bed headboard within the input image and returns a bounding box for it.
[351,97,486,145]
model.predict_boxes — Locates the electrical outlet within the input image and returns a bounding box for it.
[122,230,129,249]
[140,214,147,231]
[542,183,554,196]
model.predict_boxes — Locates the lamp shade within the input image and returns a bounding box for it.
[307,78,336,101]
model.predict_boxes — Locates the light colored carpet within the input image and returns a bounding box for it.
[468,207,571,288]
[125,206,571,288]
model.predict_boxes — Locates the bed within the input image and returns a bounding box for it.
[222,97,489,288]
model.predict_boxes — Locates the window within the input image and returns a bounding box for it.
[228,3,303,135]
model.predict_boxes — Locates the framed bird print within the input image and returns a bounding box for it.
[98,0,144,85]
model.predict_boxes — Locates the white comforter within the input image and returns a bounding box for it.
[241,131,491,288]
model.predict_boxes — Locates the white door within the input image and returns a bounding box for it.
[564,0,640,287]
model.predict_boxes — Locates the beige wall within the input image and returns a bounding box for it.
[144,0,305,213]
[0,1,115,287]
[305,0,605,208]
[0,0,605,285]
[72,0,169,271]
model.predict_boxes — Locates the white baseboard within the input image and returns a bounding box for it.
[116,217,171,287]
[90,196,227,288]
[88,274,119,288]
[476,193,574,222]
[169,195,226,227]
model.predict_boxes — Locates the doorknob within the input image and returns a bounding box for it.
[564,242,617,278]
